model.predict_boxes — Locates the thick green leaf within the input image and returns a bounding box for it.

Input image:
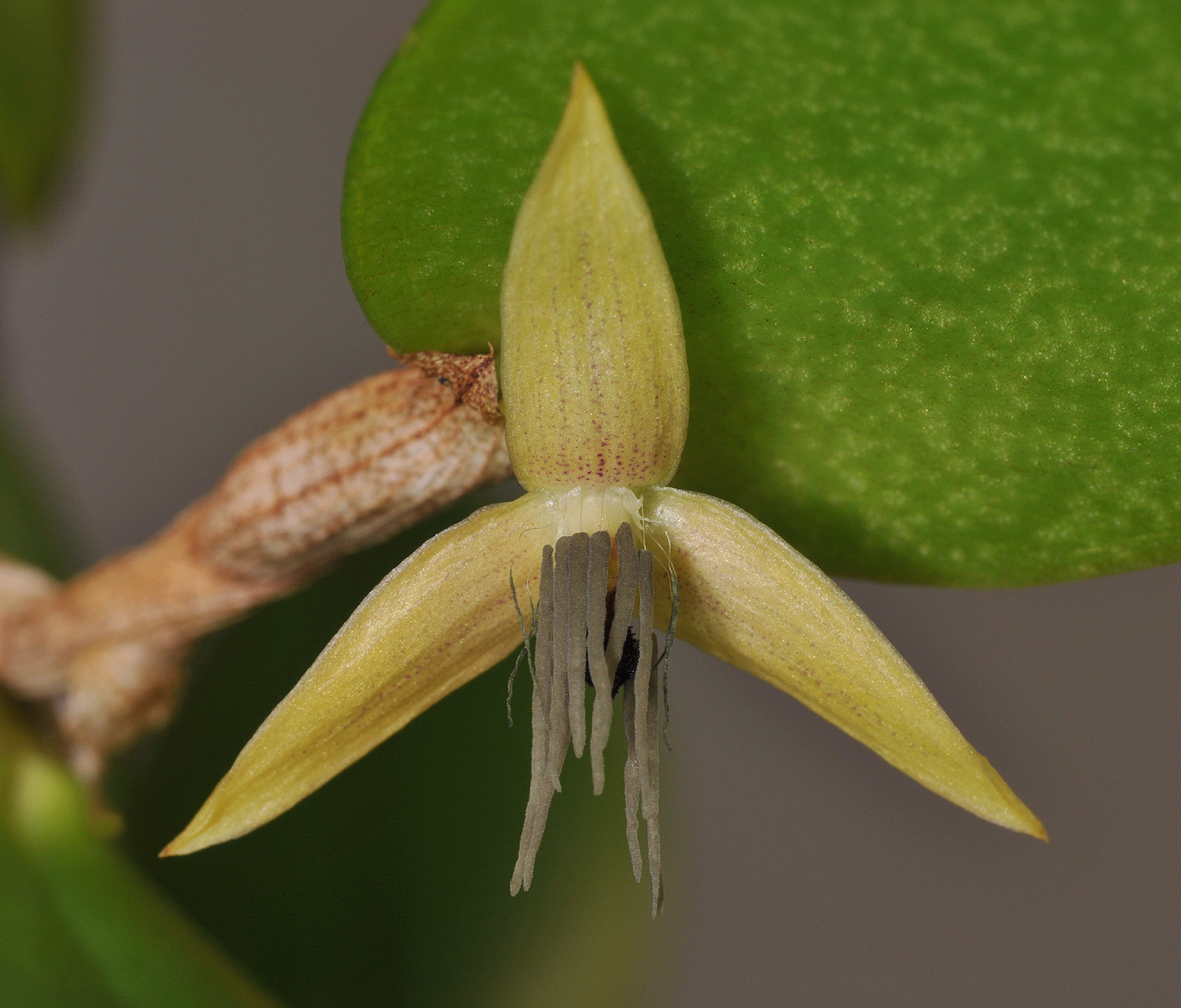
[1,702,127,1008]
[3,702,283,1008]
[0,0,83,222]
[0,391,117,1007]
[120,485,658,1008]
[0,344,278,1000]
[0,384,278,1007]
[344,0,1181,587]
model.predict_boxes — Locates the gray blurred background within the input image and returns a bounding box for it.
[3,2,1179,1005]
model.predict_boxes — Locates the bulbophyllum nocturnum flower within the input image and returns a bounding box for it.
[164,65,1045,912]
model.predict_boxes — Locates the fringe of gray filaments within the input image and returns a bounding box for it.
[510,522,665,916]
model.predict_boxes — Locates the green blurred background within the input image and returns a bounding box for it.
[2,2,1180,1005]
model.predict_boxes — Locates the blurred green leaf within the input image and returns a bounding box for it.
[120,485,659,1008]
[0,399,282,1005]
[0,405,70,578]
[0,381,113,1005]
[1,703,126,1008]
[344,0,1181,587]
[3,702,283,1008]
[0,0,83,222]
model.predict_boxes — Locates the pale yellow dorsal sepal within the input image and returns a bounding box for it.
[644,487,1046,840]
[500,63,689,491]
[162,493,554,856]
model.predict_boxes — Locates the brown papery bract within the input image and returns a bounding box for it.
[0,355,510,781]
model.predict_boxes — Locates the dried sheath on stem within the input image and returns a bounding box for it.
[0,353,510,780]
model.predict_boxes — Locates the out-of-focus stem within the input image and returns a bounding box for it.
[0,353,510,780]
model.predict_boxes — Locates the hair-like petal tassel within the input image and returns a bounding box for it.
[511,520,669,909]
[510,544,556,896]
[586,530,613,794]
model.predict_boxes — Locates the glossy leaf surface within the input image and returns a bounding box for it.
[344,0,1181,587]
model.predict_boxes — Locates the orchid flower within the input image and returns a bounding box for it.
[164,65,1044,914]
